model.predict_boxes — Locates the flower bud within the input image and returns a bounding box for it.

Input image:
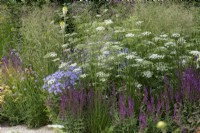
[62,6,68,16]
[156,121,167,129]
[60,21,65,31]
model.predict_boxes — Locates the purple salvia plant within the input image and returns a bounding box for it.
[181,68,200,101]
[1,56,9,75]
[128,96,134,117]
[147,101,153,114]
[139,107,147,131]
[9,49,22,72]
[60,94,68,120]
[119,95,126,120]
[165,98,169,114]
[143,86,148,105]
[156,98,161,114]
[88,87,94,106]
[79,90,86,115]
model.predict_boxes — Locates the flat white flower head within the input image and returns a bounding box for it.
[80,74,87,78]
[149,54,165,59]
[164,42,176,47]
[125,33,135,38]
[70,63,77,67]
[96,14,101,17]
[73,68,81,73]
[135,21,144,26]
[189,51,200,56]
[171,33,180,38]
[160,34,168,38]
[104,19,113,25]
[59,62,68,69]
[52,58,60,62]
[142,31,151,36]
[47,79,55,85]
[44,52,57,58]
[96,26,105,31]
[143,71,153,78]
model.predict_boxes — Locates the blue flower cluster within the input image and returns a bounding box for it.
[43,62,82,94]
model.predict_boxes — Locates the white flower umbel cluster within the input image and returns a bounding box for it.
[164,42,176,47]
[135,21,144,26]
[126,54,136,60]
[125,33,135,38]
[189,50,200,56]
[149,54,165,59]
[70,63,77,67]
[47,78,55,85]
[141,31,151,36]
[155,62,168,72]
[44,52,57,58]
[80,74,87,78]
[135,58,144,63]
[171,33,180,38]
[153,37,168,42]
[96,26,105,31]
[96,71,110,78]
[52,58,60,62]
[59,62,68,69]
[96,14,101,17]
[73,68,82,73]
[62,43,69,48]
[143,71,153,78]
[160,34,168,38]
[104,19,113,25]
[177,37,186,44]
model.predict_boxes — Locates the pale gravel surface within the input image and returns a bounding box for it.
[0,125,55,133]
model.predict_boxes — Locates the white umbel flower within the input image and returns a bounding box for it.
[47,79,55,85]
[125,33,135,38]
[143,71,153,78]
[96,71,109,78]
[164,42,176,47]
[149,54,165,59]
[104,19,113,25]
[44,52,57,58]
[70,63,77,67]
[135,21,144,25]
[189,50,200,55]
[80,74,87,78]
[96,26,105,31]
[59,62,67,69]
[142,31,151,36]
[171,33,180,38]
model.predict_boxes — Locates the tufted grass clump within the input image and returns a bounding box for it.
[134,2,198,36]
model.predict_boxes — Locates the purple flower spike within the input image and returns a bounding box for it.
[128,96,134,117]
[139,108,147,131]
[143,86,148,105]
[119,95,126,120]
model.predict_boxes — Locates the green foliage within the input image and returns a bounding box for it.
[19,5,62,77]
[0,1,200,132]
[0,5,15,58]
[87,94,112,133]
[113,118,138,133]
[176,100,200,133]
[134,2,197,36]
[1,70,49,127]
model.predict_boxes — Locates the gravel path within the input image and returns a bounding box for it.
[0,125,55,133]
